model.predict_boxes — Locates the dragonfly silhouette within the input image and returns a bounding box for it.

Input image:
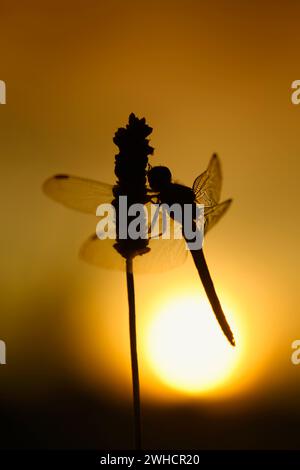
[43,153,235,345]
[147,154,235,346]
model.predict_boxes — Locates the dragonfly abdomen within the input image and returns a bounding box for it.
[188,246,235,347]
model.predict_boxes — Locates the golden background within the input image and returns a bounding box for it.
[0,0,300,448]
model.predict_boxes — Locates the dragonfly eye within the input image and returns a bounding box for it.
[147,166,172,191]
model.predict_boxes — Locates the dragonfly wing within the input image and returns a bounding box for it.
[80,234,125,271]
[204,199,232,233]
[193,153,222,207]
[80,229,188,274]
[137,207,188,273]
[43,174,114,214]
[135,236,188,274]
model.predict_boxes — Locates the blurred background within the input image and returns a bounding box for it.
[0,0,300,449]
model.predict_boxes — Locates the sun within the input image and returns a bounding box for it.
[146,296,239,394]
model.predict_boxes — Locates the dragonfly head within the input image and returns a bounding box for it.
[147,166,172,192]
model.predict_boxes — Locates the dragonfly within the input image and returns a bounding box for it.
[43,153,234,345]
[147,154,234,346]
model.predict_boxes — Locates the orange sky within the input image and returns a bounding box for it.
[0,0,300,417]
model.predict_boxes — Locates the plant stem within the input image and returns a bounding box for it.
[126,257,142,450]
